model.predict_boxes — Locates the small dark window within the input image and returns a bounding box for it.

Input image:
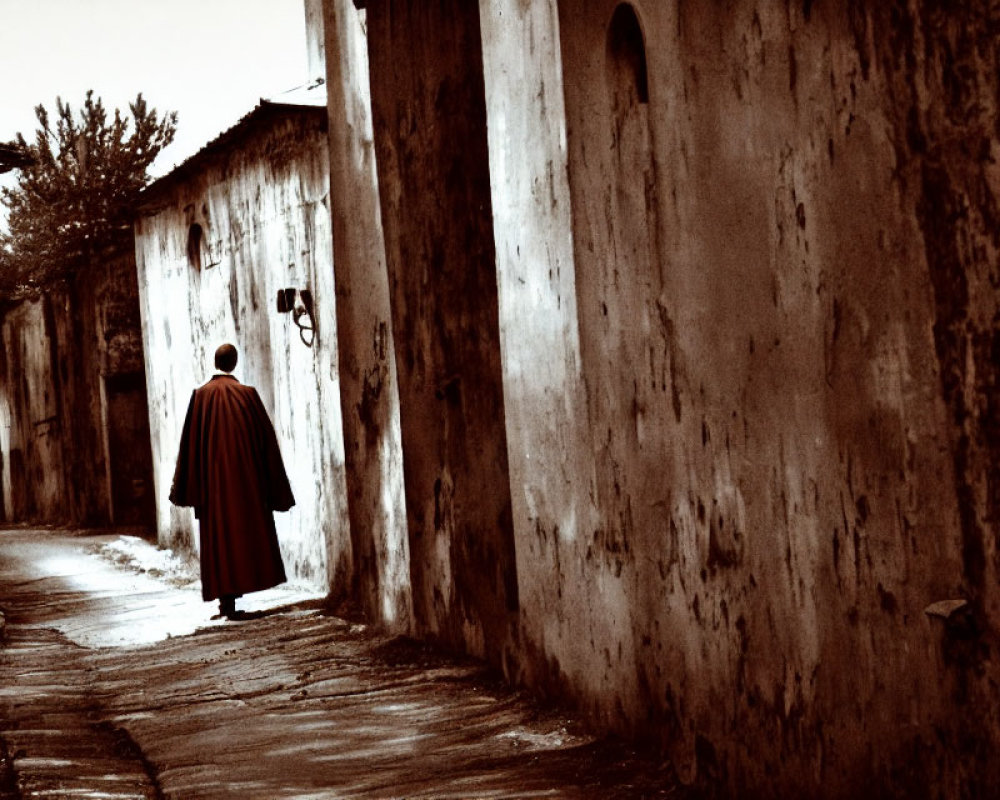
[187,223,203,270]
[607,4,649,104]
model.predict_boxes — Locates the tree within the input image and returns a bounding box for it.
[0,141,34,174]
[0,91,177,296]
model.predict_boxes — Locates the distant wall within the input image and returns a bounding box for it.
[349,0,1000,797]
[0,250,154,528]
[134,107,350,591]
[0,296,65,522]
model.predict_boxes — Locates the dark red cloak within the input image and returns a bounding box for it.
[169,375,294,601]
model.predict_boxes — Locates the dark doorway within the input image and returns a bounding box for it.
[104,372,156,532]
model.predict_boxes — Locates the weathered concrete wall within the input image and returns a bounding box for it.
[0,297,65,522]
[866,2,1000,793]
[0,251,154,528]
[321,0,411,630]
[346,0,1000,797]
[477,0,611,732]
[365,0,520,663]
[477,1,991,797]
[134,107,351,592]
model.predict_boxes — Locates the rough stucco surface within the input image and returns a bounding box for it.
[322,0,411,632]
[337,0,1000,795]
[134,109,351,593]
[477,0,613,739]
[870,2,1000,792]
[476,1,996,797]
[365,0,520,664]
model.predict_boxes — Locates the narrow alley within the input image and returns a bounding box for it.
[4,2,1000,796]
[0,527,679,799]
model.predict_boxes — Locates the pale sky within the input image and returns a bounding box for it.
[0,0,311,225]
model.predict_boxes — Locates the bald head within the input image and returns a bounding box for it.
[215,343,238,373]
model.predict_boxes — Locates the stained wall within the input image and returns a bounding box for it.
[346,0,1000,797]
[0,251,154,529]
[321,0,411,629]
[0,297,65,522]
[483,1,993,796]
[134,106,351,590]
[363,0,521,663]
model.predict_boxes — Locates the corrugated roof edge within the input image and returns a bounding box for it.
[137,93,328,209]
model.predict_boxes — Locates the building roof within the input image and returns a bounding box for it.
[138,84,327,207]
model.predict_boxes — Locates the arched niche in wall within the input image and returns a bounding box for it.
[607,3,649,107]
[567,0,666,554]
[186,220,220,271]
[605,2,657,288]
[595,2,662,417]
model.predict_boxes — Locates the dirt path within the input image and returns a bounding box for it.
[0,528,681,799]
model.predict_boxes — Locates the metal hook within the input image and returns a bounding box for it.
[292,288,316,347]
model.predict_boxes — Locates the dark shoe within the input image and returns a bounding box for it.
[219,595,237,618]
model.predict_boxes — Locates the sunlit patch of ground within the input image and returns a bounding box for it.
[8,530,323,649]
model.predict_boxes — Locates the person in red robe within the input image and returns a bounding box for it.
[169,343,294,619]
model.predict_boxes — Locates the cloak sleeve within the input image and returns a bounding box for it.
[169,391,199,508]
[249,388,296,512]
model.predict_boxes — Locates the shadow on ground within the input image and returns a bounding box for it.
[0,527,690,799]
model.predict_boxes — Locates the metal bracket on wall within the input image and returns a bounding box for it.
[276,287,316,348]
